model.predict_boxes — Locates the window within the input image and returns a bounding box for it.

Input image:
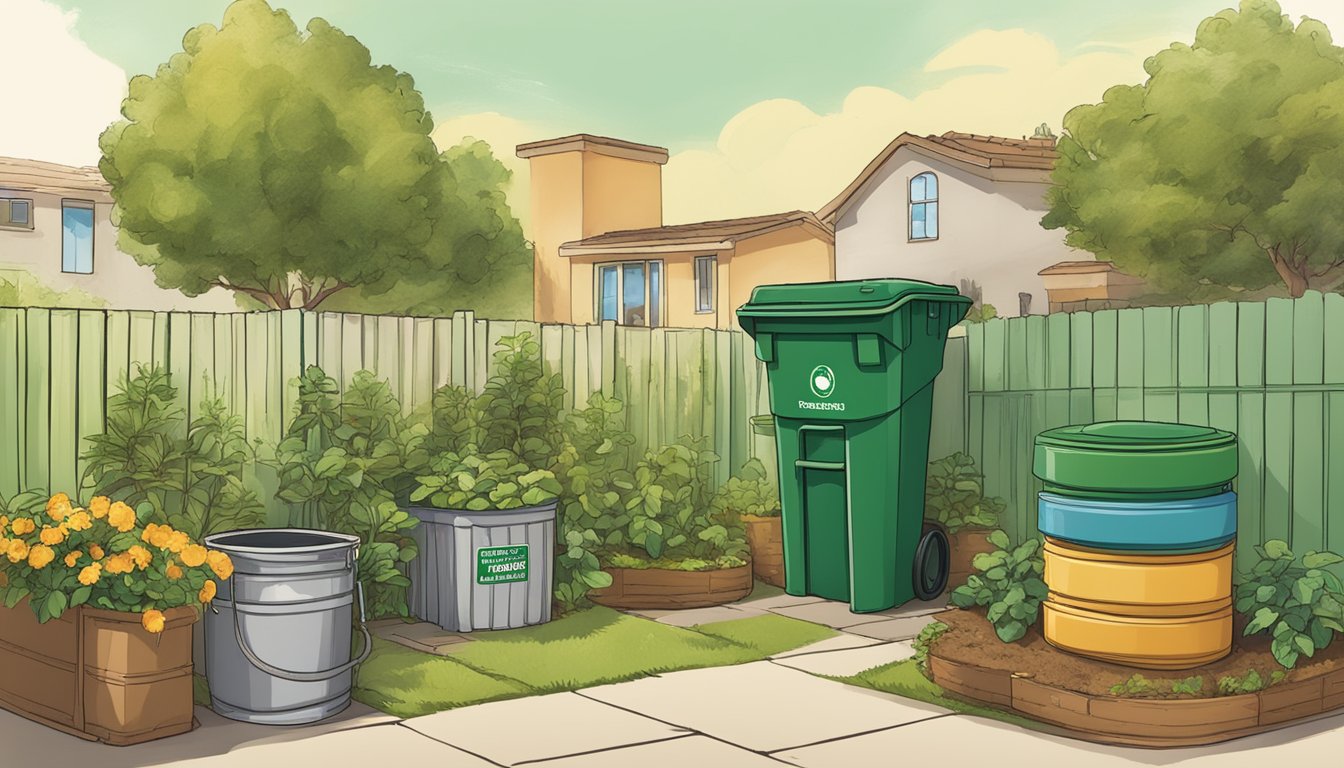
[0,198,33,230]
[62,200,95,274]
[694,256,716,313]
[909,172,938,241]
[596,260,663,327]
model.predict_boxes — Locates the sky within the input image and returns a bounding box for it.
[5,0,1344,228]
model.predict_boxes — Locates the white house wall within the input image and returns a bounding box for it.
[0,189,238,311]
[833,148,1078,317]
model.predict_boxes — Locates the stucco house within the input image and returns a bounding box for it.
[517,134,834,330]
[819,131,1081,317]
[0,157,236,311]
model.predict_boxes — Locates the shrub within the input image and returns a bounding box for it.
[0,491,232,630]
[472,333,565,470]
[912,620,950,675]
[924,452,1004,533]
[623,436,748,563]
[949,530,1047,642]
[1235,539,1344,668]
[711,459,781,518]
[411,449,562,511]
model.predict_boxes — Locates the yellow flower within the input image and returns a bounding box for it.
[104,553,136,575]
[6,539,29,563]
[141,609,165,634]
[127,545,153,570]
[165,531,189,554]
[180,544,208,568]
[27,545,55,570]
[78,563,102,586]
[65,511,92,532]
[46,493,71,522]
[64,550,83,568]
[165,562,183,580]
[10,518,35,536]
[0,515,8,529]
[206,550,234,580]
[198,580,217,603]
[107,502,136,532]
[39,525,67,546]
[88,544,105,560]
[142,523,173,549]
[89,496,110,519]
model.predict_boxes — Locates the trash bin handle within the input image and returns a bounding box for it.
[229,550,374,683]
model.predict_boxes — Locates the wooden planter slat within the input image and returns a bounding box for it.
[928,646,1344,747]
[743,515,784,588]
[590,565,753,610]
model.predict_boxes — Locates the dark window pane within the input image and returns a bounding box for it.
[10,200,29,225]
[622,262,645,325]
[599,266,618,322]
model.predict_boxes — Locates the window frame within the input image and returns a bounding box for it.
[908,171,939,243]
[0,197,35,230]
[61,199,96,275]
[594,259,665,327]
[694,255,717,314]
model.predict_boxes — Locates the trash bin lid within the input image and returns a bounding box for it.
[738,278,968,318]
[1034,421,1237,499]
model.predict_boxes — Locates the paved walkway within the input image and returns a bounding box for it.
[13,591,1344,766]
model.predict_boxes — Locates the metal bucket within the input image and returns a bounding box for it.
[203,529,372,725]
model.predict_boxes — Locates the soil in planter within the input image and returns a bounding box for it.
[931,607,1344,699]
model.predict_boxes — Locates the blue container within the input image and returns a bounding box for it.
[1037,491,1237,552]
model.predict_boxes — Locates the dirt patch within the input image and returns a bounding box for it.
[930,607,1344,698]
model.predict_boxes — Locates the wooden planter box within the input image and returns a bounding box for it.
[947,527,998,590]
[0,600,197,746]
[589,564,753,610]
[928,646,1344,747]
[742,515,784,588]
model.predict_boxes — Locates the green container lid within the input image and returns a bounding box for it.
[1033,421,1238,500]
[738,278,967,318]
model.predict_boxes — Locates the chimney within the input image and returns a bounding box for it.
[516,134,668,323]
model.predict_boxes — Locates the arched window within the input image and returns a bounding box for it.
[909,172,938,241]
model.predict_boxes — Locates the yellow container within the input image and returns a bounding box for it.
[1041,538,1233,669]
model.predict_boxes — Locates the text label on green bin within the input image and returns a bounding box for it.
[477,545,530,585]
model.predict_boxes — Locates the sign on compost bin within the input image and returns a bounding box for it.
[477,545,530,585]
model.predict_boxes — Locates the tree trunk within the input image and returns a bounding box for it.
[1267,249,1309,298]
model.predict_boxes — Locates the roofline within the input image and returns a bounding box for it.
[0,157,112,198]
[557,212,833,257]
[817,133,1052,223]
[516,134,669,165]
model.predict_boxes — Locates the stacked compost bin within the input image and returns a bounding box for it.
[1033,422,1239,668]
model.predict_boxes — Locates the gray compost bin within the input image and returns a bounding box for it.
[408,502,556,632]
[203,529,371,725]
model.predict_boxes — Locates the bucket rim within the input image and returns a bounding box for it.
[204,528,361,555]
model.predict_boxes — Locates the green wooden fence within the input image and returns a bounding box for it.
[961,292,1344,571]
[0,305,971,508]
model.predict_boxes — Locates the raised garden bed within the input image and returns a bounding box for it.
[742,515,784,588]
[588,564,754,610]
[924,607,1344,747]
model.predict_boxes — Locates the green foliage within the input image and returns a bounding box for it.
[924,452,1004,533]
[80,365,264,540]
[475,333,567,470]
[99,1,527,310]
[1106,674,1204,698]
[411,449,562,511]
[605,553,748,571]
[710,459,781,518]
[275,366,428,618]
[949,530,1048,643]
[1171,675,1205,696]
[0,270,105,308]
[427,384,483,458]
[961,304,998,324]
[1234,539,1344,668]
[624,437,748,563]
[1108,673,1159,697]
[1216,669,1285,695]
[912,620,950,675]
[1044,0,1344,298]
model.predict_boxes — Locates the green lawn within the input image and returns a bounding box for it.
[832,659,1046,732]
[352,605,835,718]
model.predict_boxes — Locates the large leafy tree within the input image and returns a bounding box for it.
[1043,0,1344,298]
[99,0,527,311]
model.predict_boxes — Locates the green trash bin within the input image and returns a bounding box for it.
[737,278,971,612]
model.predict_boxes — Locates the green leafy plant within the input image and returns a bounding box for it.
[912,620,950,675]
[472,333,566,470]
[961,304,998,324]
[427,384,483,457]
[411,449,562,511]
[924,453,1004,533]
[605,553,747,571]
[949,530,1048,643]
[1109,674,1159,697]
[275,366,428,618]
[1171,676,1205,696]
[623,436,748,563]
[80,365,264,540]
[1107,674,1204,698]
[1216,669,1285,695]
[711,459,781,518]
[1234,539,1344,668]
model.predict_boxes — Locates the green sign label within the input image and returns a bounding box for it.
[477,545,529,585]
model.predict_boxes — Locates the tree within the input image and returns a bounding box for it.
[1043,0,1344,298]
[98,0,527,311]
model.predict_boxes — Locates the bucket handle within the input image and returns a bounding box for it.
[229,552,374,683]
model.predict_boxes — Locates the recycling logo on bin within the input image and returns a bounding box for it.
[809,365,836,399]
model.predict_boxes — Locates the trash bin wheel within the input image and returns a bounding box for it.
[913,526,949,600]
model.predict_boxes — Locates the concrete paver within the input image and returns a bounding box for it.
[730,593,825,611]
[634,604,766,627]
[532,734,789,767]
[371,619,473,655]
[403,691,689,765]
[843,614,937,641]
[771,641,915,677]
[769,633,882,659]
[579,660,951,752]
[765,600,892,629]
[167,723,494,767]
